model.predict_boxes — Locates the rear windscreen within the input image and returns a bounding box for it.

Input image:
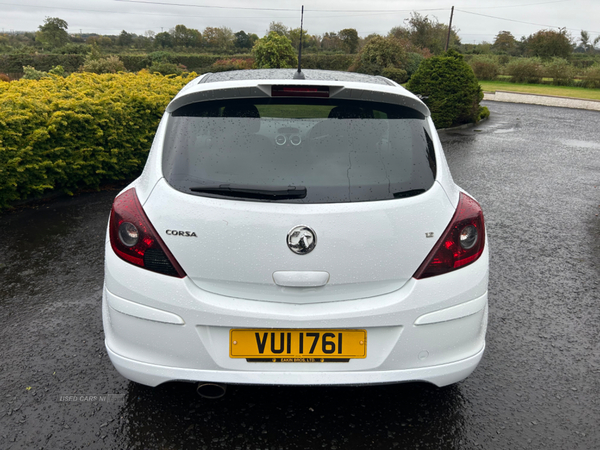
[162,98,437,203]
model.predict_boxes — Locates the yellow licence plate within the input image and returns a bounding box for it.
[230,329,367,361]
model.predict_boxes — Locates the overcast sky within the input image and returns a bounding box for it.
[1,0,599,44]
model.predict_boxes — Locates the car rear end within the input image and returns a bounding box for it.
[102,69,488,388]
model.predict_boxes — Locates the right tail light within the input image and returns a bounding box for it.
[413,192,486,279]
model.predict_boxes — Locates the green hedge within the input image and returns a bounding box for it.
[301,54,355,71]
[0,53,250,75]
[0,54,85,73]
[0,52,359,75]
[0,72,195,210]
[120,54,248,71]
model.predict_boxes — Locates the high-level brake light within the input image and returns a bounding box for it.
[271,86,329,97]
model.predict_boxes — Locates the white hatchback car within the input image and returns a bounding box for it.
[103,69,488,395]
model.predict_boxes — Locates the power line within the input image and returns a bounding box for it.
[455,9,600,35]
[0,1,447,22]
[114,0,448,14]
[0,2,299,19]
[459,0,570,10]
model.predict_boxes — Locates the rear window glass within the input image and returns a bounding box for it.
[162,98,436,203]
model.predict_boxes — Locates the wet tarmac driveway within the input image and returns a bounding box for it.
[1,101,599,449]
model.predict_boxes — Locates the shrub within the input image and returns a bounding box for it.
[0,72,196,210]
[402,52,425,78]
[208,58,253,72]
[468,56,499,80]
[301,54,355,71]
[498,55,510,66]
[147,51,173,63]
[406,49,484,129]
[478,106,490,122]
[22,65,50,80]
[48,65,65,77]
[81,55,126,74]
[252,32,297,69]
[54,43,91,55]
[581,64,600,88]
[569,56,595,69]
[119,55,154,72]
[177,55,239,71]
[147,61,185,75]
[543,58,575,86]
[350,36,407,76]
[381,67,408,84]
[506,58,542,83]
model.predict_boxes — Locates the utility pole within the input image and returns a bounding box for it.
[445,6,454,52]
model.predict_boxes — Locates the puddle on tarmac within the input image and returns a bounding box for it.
[493,127,517,134]
[561,139,600,150]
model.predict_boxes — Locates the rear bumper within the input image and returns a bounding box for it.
[102,240,489,388]
[105,342,485,387]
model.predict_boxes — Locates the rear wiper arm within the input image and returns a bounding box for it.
[393,189,426,199]
[190,184,307,200]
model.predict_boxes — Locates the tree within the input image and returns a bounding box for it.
[87,35,113,49]
[252,31,297,69]
[386,28,434,58]
[154,31,173,48]
[339,28,359,53]
[321,32,342,52]
[406,49,484,129]
[36,17,70,49]
[203,26,234,52]
[578,30,594,53]
[171,24,202,48]
[401,12,460,55]
[117,30,134,47]
[268,21,289,38]
[492,31,518,55]
[234,30,256,50]
[351,36,409,83]
[524,29,573,59]
[215,27,235,52]
[289,27,310,52]
[388,26,410,41]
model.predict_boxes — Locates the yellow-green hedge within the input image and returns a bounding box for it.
[0,71,196,210]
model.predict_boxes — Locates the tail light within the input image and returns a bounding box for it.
[109,188,186,278]
[413,192,485,279]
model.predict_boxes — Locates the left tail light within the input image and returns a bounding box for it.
[109,188,186,278]
[413,192,486,279]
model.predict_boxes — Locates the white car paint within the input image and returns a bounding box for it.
[103,69,488,388]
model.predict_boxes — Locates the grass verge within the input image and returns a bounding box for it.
[479,80,600,101]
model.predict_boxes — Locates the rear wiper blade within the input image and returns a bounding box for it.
[393,189,426,199]
[190,184,307,200]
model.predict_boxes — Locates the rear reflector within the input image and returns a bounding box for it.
[271,86,329,97]
[413,192,486,279]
